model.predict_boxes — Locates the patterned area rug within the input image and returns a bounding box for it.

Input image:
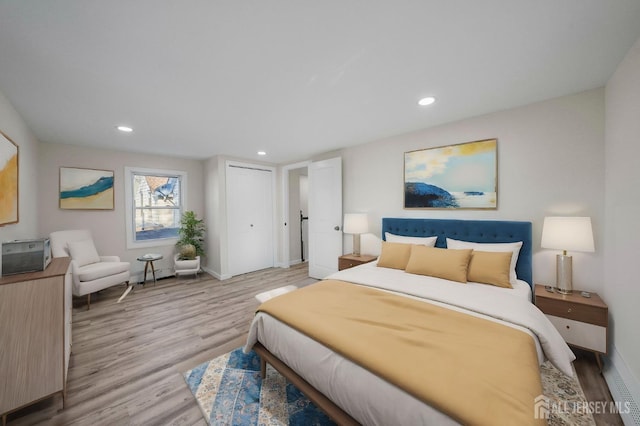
[540,362,596,425]
[183,348,594,425]
[184,348,333,425]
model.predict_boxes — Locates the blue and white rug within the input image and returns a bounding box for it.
[183,348,335,425]
[184,348,595,426]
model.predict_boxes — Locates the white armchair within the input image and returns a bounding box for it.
[50,229,130,309]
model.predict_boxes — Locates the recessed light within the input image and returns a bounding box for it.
[116,125,133,132]
[257,151,266,156]
[418,96,436,106]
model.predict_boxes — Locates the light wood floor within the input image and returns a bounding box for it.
[7,263,621,425]
[574,349,624,426]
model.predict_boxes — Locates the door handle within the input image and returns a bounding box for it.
[334,225,340,231]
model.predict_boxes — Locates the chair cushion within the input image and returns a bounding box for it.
[77,261,130,282]
[68,239,100,267]
[50,229,92,258]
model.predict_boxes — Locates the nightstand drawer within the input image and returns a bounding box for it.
[338,255,377,271]
[546,315,607,353]
[536,297,607,326]
[338,258,358,270]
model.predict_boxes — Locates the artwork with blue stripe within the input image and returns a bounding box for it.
[60,175,113,199]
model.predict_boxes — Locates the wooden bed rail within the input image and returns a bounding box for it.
[253,343,360,426]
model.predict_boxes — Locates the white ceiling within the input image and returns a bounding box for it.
[1,1,639,164]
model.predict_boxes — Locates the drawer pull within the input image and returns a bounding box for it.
[566,325,570,330]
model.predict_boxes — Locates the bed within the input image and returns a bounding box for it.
[244,218,575,425]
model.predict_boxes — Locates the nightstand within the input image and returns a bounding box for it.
[535,284,608,370]
[338,254,377,271]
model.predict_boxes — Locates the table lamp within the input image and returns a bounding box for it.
[343,213,369,256]
[541,216,595,294]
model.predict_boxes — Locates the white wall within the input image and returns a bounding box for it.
[605,36,640,385]
[0,90,40,242]
[38,142,205,280]
[340,88,605,293]
[204,155,224,277]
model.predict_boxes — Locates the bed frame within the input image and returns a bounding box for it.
[255,217,533,425]
[254,342,360,425]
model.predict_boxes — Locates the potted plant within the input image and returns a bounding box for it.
[174,210,205,276]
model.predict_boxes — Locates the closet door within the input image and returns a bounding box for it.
[226,163,274,276]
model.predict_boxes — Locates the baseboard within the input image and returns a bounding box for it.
[201,263,303,280]
[604,345,640,425]
[274,260,306,268]
[202,266,231,280]
[132,267,175,283]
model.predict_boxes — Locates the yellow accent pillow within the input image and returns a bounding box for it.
[405,246,473,283]
[377,242,414,270]
[467,250,513,288]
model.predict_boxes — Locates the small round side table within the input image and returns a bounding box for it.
[137,253,163,284]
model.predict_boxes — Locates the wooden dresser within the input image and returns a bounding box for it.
[0,257,72,425]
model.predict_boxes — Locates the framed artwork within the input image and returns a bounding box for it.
[404,138,497,209]
[0,130,19,226]
[59,167,115,210]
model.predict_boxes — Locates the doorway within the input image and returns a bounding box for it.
[288,168,309,264]
[282,161,310,268]
[282,157,343,278]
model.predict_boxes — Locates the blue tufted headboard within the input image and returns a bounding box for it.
[381,218,533,289]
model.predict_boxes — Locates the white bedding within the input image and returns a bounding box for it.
[244,262,576,425]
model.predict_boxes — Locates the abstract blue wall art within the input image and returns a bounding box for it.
[404,139,498,209]
[59,167,114,210]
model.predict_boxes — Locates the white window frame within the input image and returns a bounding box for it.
[124,166,188,249]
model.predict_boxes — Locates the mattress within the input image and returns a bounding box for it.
[245,262,575,425]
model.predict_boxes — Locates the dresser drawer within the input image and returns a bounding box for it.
[536,297,607,326]
[546,314,607,353]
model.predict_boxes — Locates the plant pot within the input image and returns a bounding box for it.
[174,253,200,277]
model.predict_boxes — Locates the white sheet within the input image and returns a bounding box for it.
[244,263,576,425]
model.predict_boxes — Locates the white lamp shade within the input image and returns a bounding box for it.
[343,213,369,234]
[541,216,595,252]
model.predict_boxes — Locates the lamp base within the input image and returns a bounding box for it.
[556,254,573,294]
[352,234,361,256]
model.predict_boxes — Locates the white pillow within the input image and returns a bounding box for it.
[67,239,101,267]
[385,232,437,247]
[445,238,523,287]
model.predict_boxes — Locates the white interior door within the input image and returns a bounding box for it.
[308,157,342,279]
[226,163,274,276]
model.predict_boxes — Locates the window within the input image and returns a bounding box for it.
[125,167,188,248]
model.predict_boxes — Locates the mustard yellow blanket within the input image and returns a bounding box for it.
[257,280,544,426]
